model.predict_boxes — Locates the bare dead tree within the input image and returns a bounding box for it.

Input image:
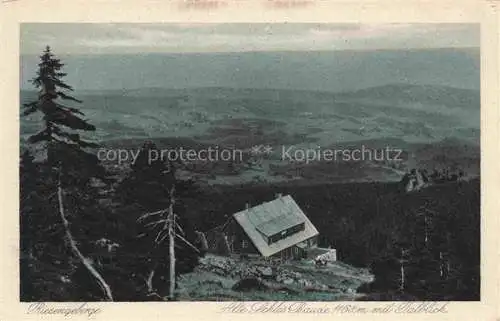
[137,183,199,300]
[57,176,113,301]
[398,248,409,292]
[167,185,176,300]
[416,207,436,247]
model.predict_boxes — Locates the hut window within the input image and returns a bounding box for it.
[241,240,248,249]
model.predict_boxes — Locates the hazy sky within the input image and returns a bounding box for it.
[20,23,479,55]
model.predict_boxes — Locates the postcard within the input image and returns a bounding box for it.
[0,0,498,320]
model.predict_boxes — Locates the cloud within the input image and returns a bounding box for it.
[20,23,479,55]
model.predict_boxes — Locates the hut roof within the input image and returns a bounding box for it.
[233,195,319,257]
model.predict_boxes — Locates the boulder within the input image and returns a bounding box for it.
[256,266,273,278]
[276,273,288,283]
[319,284,329,291]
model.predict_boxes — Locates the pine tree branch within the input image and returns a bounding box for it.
[137,209,167,223]
[57,91,82,103]
[174,219,185,236]
[155,230,168,244]
[28,130,50,144]
[22,107,38,116]
[22,102,39,116]
[175,233,200,254]
[52,128,80,142]
[23,101,38,107]
[58,105,85,116]
[144,219,168,228]
[52,129,99,149]
[52,78,73,91]
[57,176,113,301]
[48,110,96,131]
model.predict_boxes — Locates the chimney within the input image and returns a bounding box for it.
[275,193,283,199]
[245,203,250,210]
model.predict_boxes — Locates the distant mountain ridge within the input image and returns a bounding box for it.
[20,83,480,102]
[335,83,480,110]
[20,48,480,92]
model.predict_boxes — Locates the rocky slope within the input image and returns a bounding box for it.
[176,254,373,301]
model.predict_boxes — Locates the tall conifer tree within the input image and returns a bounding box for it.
[21,46,112,301]
[22,46,103,182]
